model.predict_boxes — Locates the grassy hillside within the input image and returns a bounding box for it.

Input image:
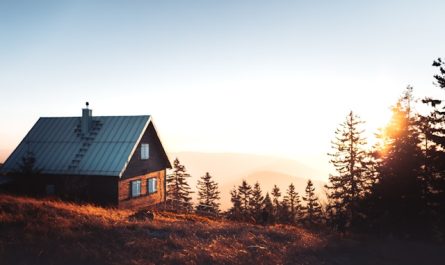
[0,195,444,265]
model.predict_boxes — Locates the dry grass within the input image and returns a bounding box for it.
[0,194,444,265]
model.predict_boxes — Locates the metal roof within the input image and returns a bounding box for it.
[1,115,151,177]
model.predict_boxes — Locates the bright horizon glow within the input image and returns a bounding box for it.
[1,1,445,180]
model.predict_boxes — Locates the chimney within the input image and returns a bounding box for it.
[82,102,92,134]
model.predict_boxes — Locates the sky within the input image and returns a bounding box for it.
[1,0,445,177]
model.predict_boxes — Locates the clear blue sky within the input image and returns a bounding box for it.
[1,0,444,176]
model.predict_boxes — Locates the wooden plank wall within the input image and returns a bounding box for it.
[118,169,165,209]
[13,174,119,207]
[123,122,170,179]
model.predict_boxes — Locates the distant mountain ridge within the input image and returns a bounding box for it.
[169,152,327,210]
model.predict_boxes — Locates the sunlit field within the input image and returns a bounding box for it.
[0,194,443,265]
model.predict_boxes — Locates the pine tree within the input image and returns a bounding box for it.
[15,151,41,195]
[417,98,445,238]
[228,186,242,220]
[262,192,274,225]
[417,61,445,237]
[302,179,323,226]
[250,182,264,222]
[278,199,291,224]
[166,158,193,212]
[17,151,40,176]
[369,87,425,235]
[327,111,373,230]
[238,180,252,221]
[421,59,445,238]
[283,183,302,224]
[271,185,281,219]
[196,172,221,216]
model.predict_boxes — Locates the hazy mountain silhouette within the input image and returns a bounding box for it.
[169,152,327,210]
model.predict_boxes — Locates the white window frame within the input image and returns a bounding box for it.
[147,178,157,194]
[131,180,142,197]
[141,143,149,160]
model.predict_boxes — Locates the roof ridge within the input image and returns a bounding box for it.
[39,115,151,118]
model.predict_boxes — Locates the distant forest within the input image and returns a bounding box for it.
[166,58,445,241]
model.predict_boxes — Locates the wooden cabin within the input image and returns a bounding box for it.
[0,105,171,209]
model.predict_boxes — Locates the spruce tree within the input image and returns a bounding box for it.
[17,151,40,176]
[16,151,41,195]
[166,158,193,212]
[370,87,425,234]
[419,60,445,237]
[196,172,221,215]
[283,183,302,224]
[327,111,373,230]
[417,98,445,238]
[278,199,291,224]
[250,182,264,222]
[238,180,252,221]
[302,179,323,226]
[262,192,274,225]
[228,187,242,220]
[271,185,281,219]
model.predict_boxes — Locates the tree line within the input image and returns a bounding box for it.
[166,58,445,240]
[166,157,324,227]
[324,58,445,239]
[227,179,323,226]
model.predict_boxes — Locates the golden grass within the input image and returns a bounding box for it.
[0,194,327,265]
[1,194,443,265]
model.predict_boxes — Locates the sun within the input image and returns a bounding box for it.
[363,107,393,149]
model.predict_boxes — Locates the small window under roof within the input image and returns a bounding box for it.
[141,143,149,160]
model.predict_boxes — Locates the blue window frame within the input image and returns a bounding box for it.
[147,178,157,194]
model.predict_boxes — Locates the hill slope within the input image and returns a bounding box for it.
[0,195,444,265]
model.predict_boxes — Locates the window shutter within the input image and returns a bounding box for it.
[131,181,137,197]
[147,179,152,193]
[153,178,157,192]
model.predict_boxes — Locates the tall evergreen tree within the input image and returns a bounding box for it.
[228,186,242,220]
[17,151,40,176]
[369,87,425,234]
[302,179,323,226]
[424,59,445,237]
[283,183,302,224]
[166,158,193,212]
[262,192,274,225]
[196,172,221,215]
[417,98,445,238]
[271,185,281,219]
[15,151,41,195]
[250,182,264,222]
[327,111,373,230]
[238,180,252,220]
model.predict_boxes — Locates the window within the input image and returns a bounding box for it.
[141,143,149,160]
[147,178,157,194]
[46,184,55,195]
[131,180,141,197]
